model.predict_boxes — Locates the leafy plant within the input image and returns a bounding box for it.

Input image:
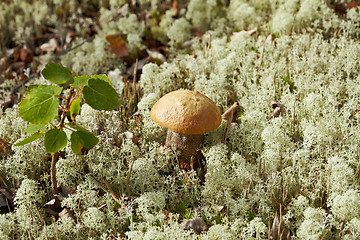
[14,62,120,195]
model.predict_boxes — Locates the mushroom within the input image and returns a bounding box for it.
[150,90,221,171]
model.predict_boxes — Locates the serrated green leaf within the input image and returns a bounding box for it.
[25,124,47,133]
[70,130,99,155]
[70,96,81,120]
[45,129,67,154]
[19,85,63,124]
[41,63,74,85]
[83,79,120,110]
[71,74,112,89]
[14,132,43,147]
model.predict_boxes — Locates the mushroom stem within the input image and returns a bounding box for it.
[165,129,204,171]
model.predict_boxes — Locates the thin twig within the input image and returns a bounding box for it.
[52,216,60,240]
[103,179,122,206]
[182,170,195,185]
[59,87,74,130]
[69,88,83,106]
[87,174,109,193]
[258,45,265,72]
[51,152,60,195]
[126,158,135,197]
[34,202,49,240]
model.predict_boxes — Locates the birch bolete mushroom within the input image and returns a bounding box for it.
[150,90,221,171]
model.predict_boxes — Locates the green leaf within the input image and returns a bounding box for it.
[25,124,47,133]
[70,130,99,155]
[45,129,67,154]
[14,133,43,147]
[83,78,120,110]
[91,74,112,86]
[69,96,81,120]
[71,74,112,89]
[72,76,89,89]
[19,85,63,124]
[41,63,74,85]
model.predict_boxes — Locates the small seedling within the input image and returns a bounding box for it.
[14,62,120,195]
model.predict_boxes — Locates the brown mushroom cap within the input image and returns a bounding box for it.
[150,90,222,135]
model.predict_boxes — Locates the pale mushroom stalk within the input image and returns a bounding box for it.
[151,90,221,171]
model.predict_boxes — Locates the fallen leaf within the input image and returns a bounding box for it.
[0,138,10,154]
[1,95,15,109]
[347,1,358,11]
[222,102,239,123]
[58,207,74,219]
[105,35,129,58]
[291,135,303,145]
[170,0,178,16]
[266,34,275,44]
[182,38,197,49]
[19,48,32,64]
[0,187,16,214]
[65,31,75,45]
[181,217,208,235]
[248,27,258,36]
[270,100,286,118]
[222,102,240,143]
[124,131,140,145]
[44,196,62,217]
[334,2,347,16]
[146,49,167,63]
[40,38,59,53]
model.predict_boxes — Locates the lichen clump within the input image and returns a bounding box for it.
[1,0,360,239]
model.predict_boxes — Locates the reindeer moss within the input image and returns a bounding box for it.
[1,1,360,239]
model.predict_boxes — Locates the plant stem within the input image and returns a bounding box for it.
[69,88,83,106]
[51,152,60,195]
[59,87,74,130]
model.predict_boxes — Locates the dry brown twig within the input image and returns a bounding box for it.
[222,102,239,143]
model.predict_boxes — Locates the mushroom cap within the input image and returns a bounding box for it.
[150,90,222,135]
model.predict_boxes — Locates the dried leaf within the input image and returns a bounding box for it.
[117,3,129,17]
[222,102,239,123]
[40,38,59,53]
[266,34,275,44]
[291,135,303,145]
[170,0,178,16]
[0,187,15,213]
[44,196,62,216]
[181,217,208,235]
[182,38,197,49]
[0,138,9,154]
[65,31,75,45]
[105,35,129,58]
[347,1,358,11]
[19,48,32,64]
[146,49,167,63]
[270,100,286,118]
[59,207,74,219]
[222,102,240,143]
[334,2,347,16]
[248,27,258,36]
[124,131,140,145]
